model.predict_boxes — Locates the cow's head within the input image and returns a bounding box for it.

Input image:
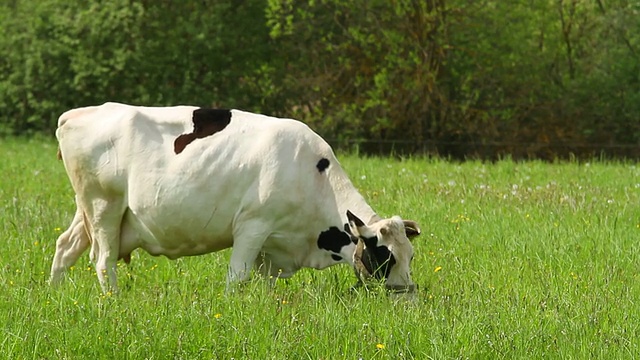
[346,210,421,293]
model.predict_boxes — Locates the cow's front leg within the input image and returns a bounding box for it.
[227,223,269,291]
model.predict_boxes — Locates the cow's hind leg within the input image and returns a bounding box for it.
[82,196,125,293]
[49,205,90,285]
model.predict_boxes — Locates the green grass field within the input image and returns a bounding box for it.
[1,138,639,359]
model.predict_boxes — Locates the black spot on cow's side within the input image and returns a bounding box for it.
[317,227,351,253]
[316,158,330,172]
[331,254,343,261]
[174,108,232,154]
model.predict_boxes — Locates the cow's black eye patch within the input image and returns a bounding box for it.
[372,246,396,278]
[362,236,378,249]
[361,245,396,279]
[316,158,330,172]
[331,254,343,261]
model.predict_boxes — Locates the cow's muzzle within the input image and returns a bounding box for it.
[353,239,417,294]
[385,283,417,293]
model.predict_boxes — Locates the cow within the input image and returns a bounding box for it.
[50,102,421,294]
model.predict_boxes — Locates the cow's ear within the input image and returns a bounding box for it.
[403,220,421,239]
[346,210,365,227]
[347,210,378,239]
[347,210,367,237]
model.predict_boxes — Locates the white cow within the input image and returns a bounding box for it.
[50,102,421,293]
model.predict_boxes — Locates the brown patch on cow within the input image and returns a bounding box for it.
[174,108,232,154]
[174,133,197,154]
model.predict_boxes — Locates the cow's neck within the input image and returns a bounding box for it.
[328,167,378,225]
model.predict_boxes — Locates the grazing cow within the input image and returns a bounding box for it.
[50,103,421,293]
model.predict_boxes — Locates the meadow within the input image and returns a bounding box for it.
[1,138,639,359]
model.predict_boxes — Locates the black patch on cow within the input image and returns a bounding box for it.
[343,223,358,244]
[316,158,330,172]
[362,236,378,249]
[174,108,232,154]
[361,244,396,279]
[317,226,351,253]
[193,108,231,134]
[331,254,343,261]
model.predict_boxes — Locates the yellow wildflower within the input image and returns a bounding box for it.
[214,313,222,319]
[434,266,442,273]
[376,343,385,350]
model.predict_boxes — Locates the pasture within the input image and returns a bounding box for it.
[1,138,639,359]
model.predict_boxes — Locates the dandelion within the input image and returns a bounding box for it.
[34,241,39,246]
[214,313,222,319]
[434,266,442,273]
[376,343,385,350]
[54,227,62,232]
[281,300,288,305]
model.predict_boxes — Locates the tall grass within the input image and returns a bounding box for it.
[1,138,639,359]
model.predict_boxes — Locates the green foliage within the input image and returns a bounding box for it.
[2,139,640,358]
[0,0,275,135]
[1,0,639,158]
[266,0,640,158]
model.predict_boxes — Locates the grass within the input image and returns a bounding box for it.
[1,137,639,359]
